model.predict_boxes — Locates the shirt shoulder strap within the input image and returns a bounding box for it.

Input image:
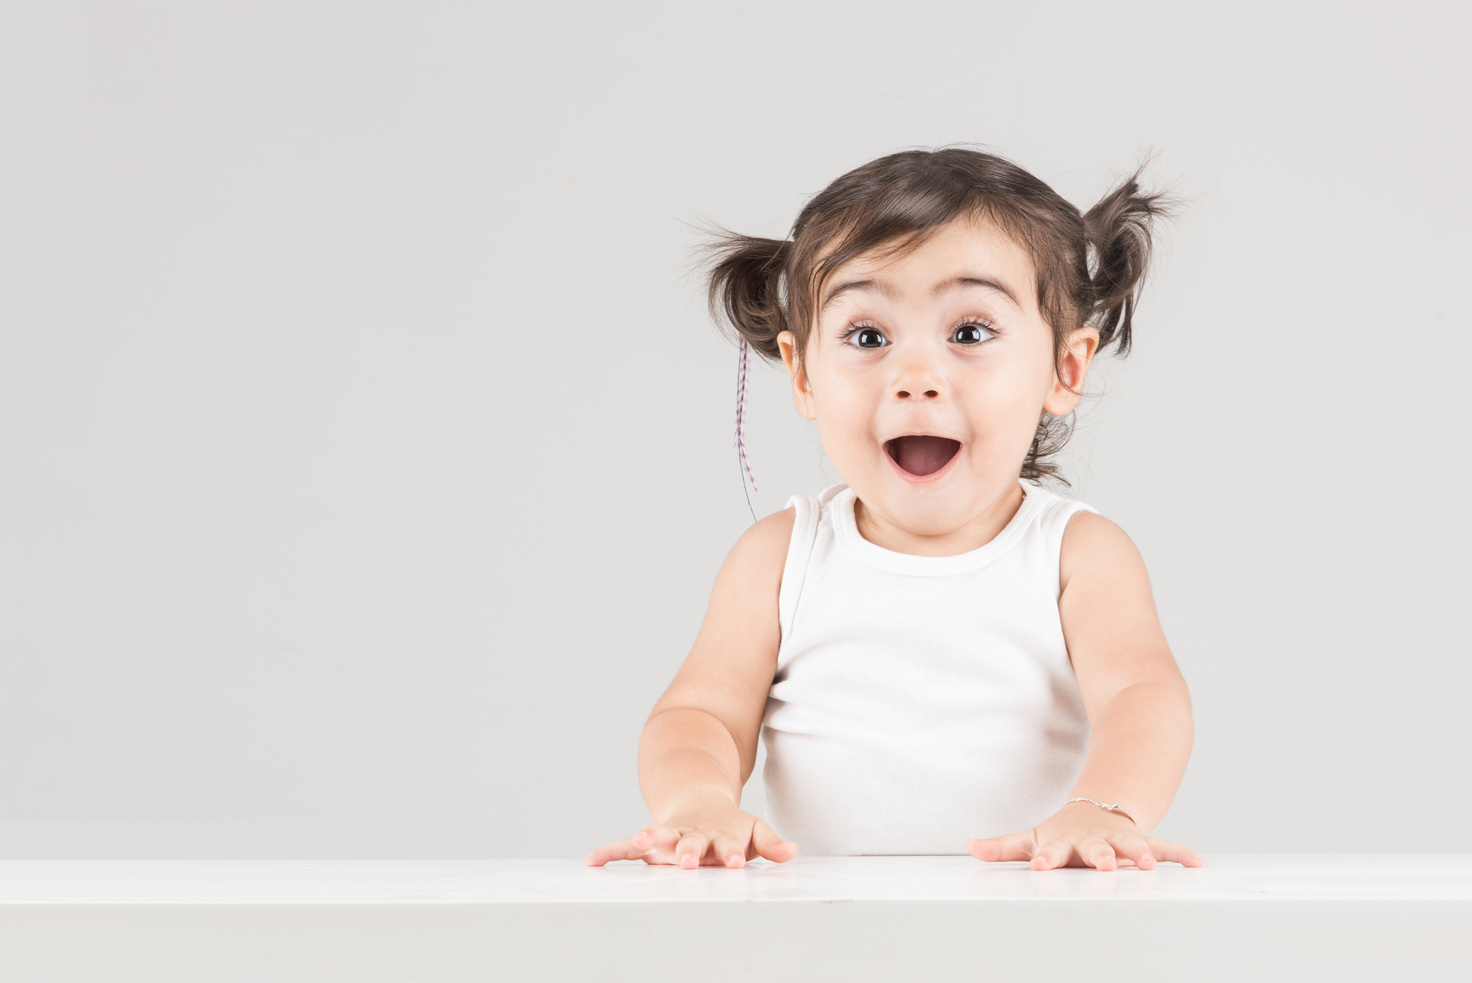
[778,483,844,639]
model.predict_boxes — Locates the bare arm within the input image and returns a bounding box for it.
[586,506,796,867]
[1057,510,1193,832]
[639,506,793,820]
[968,509,1202,869]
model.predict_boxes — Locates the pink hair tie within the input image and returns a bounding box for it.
[736,336,758,520]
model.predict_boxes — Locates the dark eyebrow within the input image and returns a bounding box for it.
[819,273,1023,313]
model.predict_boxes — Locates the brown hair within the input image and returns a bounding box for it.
[693,145,1174,485]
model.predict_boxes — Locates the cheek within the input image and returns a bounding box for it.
[808,365,879,452]
[963,363,1050,438]
[996,369,1047,412]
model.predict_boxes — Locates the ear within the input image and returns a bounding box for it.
[1042,325,1100,417]
[777,330,816,421]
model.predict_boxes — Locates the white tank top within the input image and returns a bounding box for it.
[759,478,1099,856]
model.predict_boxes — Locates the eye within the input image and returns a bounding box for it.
[951,320,996,345]
[843,326,889,349]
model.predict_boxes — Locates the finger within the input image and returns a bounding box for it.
[1106,832,1156,870]
[752,819,797,863]
[1077,835,1118,871]
[585,838,644,866]
[710,832,748,868]
[966,832,1035,863]
[673,832,710,869]
[1146,837,1204,867]
[1030,839,1072,870]
[633,824,679,854]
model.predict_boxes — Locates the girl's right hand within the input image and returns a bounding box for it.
[584,803,797,868]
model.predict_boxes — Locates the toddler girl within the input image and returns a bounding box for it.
[587,146,1202,871]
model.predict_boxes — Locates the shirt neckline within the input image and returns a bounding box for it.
[829,478,1046,576]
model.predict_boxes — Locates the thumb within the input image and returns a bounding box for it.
[752,818,797,863]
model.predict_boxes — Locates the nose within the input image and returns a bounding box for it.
[894,350,943,401]
[896,384,941,399]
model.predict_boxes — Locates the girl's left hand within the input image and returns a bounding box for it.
[965,800,1204,870]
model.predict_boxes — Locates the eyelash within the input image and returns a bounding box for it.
[838,318,998,349]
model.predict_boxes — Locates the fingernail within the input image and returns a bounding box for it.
[728,854,743,866]
[680,853,695,867]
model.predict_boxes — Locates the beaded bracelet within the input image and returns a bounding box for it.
[1065,797,1137,825]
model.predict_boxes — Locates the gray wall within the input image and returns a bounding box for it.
[0,0,1466,858]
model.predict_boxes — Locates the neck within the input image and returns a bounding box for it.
[852,482,1027,557]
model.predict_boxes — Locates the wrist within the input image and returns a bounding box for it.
[1062,796,1137,825]
[651,787,738,823]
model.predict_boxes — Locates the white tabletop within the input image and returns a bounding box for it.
[0,854,1467,904]
[0,856,1466,982]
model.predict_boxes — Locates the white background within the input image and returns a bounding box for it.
[0,0,1466,858]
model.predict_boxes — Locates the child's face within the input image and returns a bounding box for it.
[777,215,1098,548]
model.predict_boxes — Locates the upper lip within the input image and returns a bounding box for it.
[883,431,962,443]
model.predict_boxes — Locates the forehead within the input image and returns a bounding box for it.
[816,215,1038,316]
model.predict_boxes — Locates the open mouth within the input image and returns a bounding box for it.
[884,435,962,477]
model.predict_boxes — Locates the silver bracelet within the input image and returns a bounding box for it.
[1065,797,1137,825]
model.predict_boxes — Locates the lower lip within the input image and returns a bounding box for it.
[884,444,963,484]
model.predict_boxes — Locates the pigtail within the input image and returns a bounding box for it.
[1083,172,1174,356]
[690,227,793,519]
[697,232,792,362]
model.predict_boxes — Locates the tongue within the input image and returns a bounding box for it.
[891,435,960,476]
